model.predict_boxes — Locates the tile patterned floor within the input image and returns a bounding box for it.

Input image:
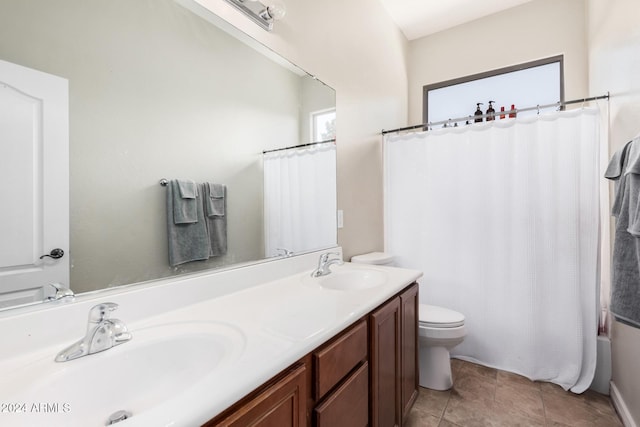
[406,359,623,427]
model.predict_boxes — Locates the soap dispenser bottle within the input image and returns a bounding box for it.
[486,101,495,121]
[474,103,484,123]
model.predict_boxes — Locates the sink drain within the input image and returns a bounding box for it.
[106,410,132,425]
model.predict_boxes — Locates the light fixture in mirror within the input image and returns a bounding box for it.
[224,0,286,31]
[0,0,334,311]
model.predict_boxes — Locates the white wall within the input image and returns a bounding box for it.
[186,0,410,261]
[407,0,588,124]
[588,0,640,424]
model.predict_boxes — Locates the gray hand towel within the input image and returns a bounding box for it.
[202,183,227,256]
[204,182,225,217]
[166,181,211,266]
[172,179,198,224]
[605,141,631,179]
[606,138,640,329]
[177,179,198,198]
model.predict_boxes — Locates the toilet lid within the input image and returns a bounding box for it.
[350,252,394,265]
[419,304,465,328]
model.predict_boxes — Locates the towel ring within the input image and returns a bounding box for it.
[159,179,168,186]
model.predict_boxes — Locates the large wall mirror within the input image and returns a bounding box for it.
[0,0,336,310]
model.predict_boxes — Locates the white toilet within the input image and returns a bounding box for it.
[351,252,466,391]
[418,304,466,390]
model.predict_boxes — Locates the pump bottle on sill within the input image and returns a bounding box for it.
[474,103,484,123]
[486,101,495,121]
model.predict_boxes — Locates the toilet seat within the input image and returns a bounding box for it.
[419,304,465,328]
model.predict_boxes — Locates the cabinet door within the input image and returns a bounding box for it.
[208,364,307,427]
[400,283,419,421]
[370,297,401,427]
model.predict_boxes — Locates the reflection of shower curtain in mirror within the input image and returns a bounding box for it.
[384,109,600,393]
[263,143,337,257]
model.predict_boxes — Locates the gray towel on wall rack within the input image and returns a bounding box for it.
[172,179,198,224]
[166,180,210,266]
[203,183,227,256]
[606,138,640,328]
[204,182,225,217]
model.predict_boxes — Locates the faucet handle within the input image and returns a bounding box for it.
[44,283,75,302]
[88,302,119,323]
[323,252,341,260]
[276,248,293,257]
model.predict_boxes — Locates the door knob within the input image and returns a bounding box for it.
[40,248,64,259]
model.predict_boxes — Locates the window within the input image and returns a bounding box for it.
[423,56,563,126]
[311,108,336,142]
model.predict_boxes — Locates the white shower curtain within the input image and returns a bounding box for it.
[263,142,337,257]
[384,109,600,392]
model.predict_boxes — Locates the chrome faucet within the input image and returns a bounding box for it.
[311,252,344,277]
[55,302,132,362]
[276,248,294,257]
[44,283,75,302]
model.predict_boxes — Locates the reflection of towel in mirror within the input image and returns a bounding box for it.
[605,138,640,328]
[204,182,225,217]
[203,183,227,256]
[172,179,198,224]
[167,180,210,266]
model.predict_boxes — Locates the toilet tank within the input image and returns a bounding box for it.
[350,252,395,266]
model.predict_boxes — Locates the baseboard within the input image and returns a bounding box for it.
[611,381,638,427]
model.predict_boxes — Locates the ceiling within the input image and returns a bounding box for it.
[378,0,534,41]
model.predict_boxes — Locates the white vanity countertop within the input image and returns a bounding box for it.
[0,260,421,427]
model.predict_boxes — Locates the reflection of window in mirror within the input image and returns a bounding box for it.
[311,108,336,142]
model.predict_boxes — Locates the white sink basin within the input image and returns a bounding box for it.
[1,321,245,427]
[305,266,388,291]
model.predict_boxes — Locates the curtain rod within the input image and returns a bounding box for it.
[262,139,335,154]
[381,93,610,136]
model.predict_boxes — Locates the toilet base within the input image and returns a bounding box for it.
[419,343,453,391]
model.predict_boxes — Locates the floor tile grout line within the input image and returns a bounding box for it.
[539,382,549,426]
[439,390,451,423]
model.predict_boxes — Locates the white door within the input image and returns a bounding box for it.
[0,59,69,308]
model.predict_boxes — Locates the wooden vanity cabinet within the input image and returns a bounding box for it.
[313,320,368,400]
[203,363,308,427]
[370,283,419,427]
[370,296,401,427]
[203,282,418,427]
[314,361,369,427]
[400,284,419,420]
[313,319,369,427]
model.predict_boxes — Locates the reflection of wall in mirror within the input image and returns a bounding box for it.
[0,0,333,294]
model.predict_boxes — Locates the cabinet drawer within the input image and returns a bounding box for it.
[313,319,368,400]
[314,362,369,427]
